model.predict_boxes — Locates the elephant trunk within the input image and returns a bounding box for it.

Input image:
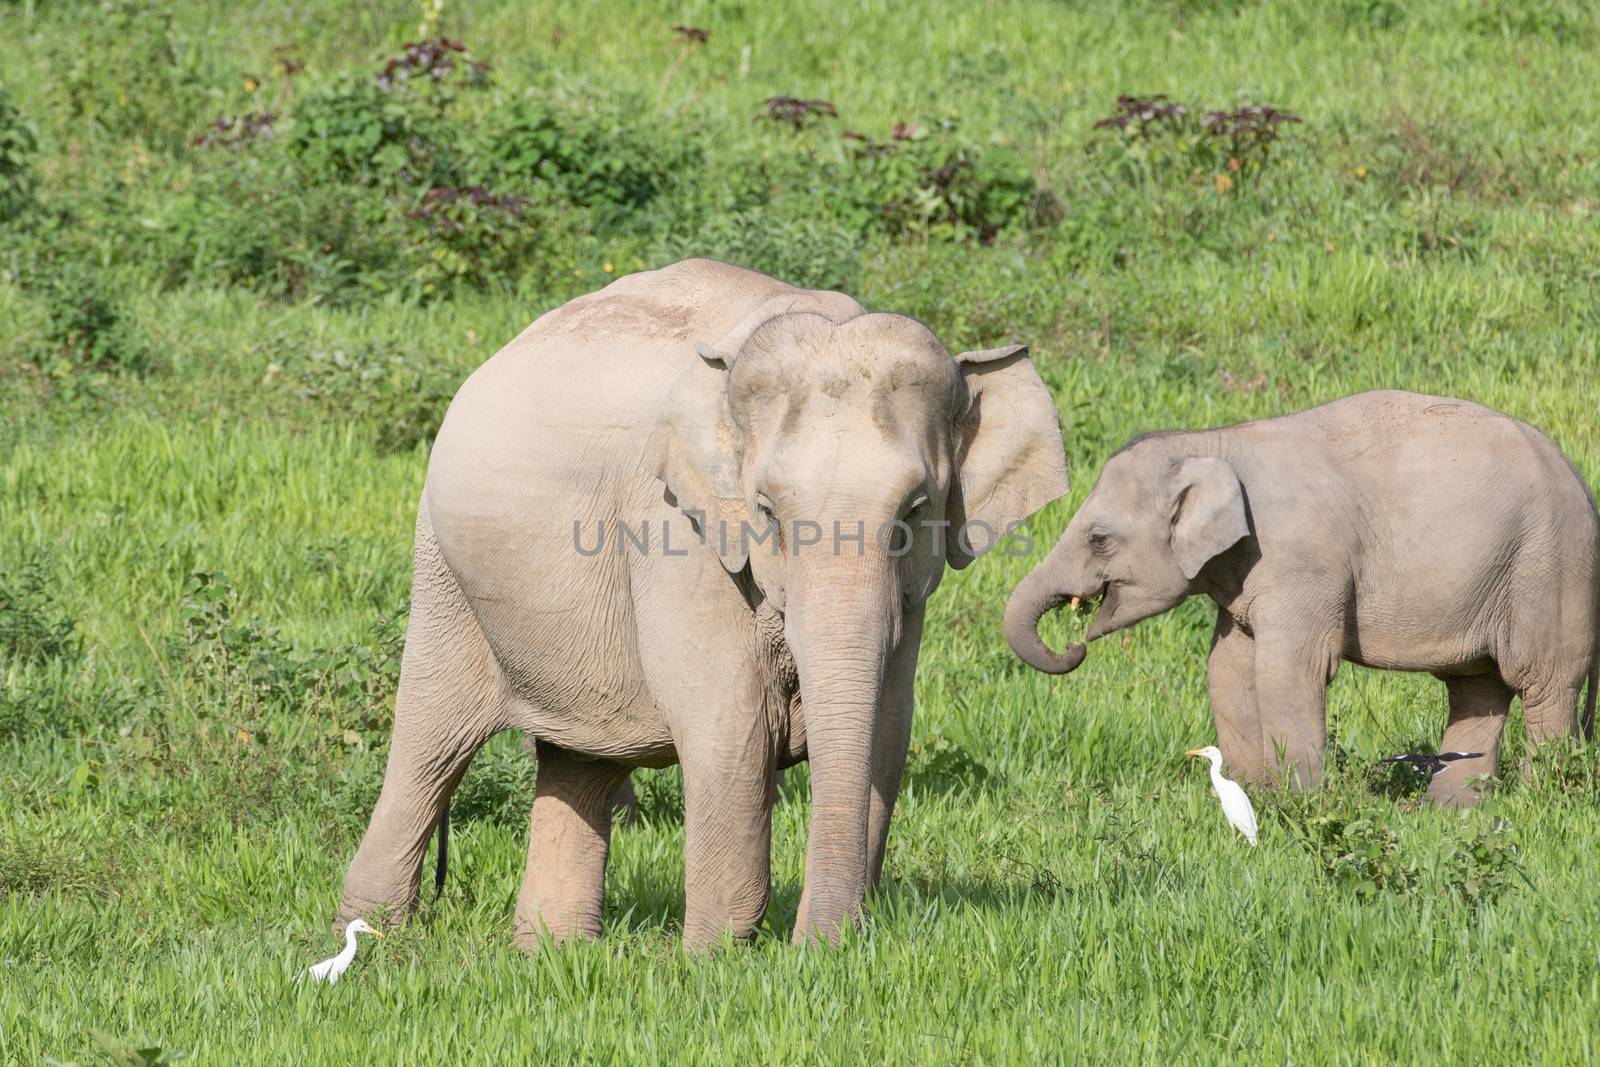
[784,551,897,945]
[1003,546,1088,675]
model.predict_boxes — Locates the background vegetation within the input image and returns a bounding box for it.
[3,0,1599,1062]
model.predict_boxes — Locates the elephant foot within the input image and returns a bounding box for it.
[332,880,418,935]
[1426,764,1493,808]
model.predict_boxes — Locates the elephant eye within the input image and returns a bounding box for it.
[755,494,777,525]
[1088,529,1113,553]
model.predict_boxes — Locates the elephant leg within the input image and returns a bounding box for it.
[610,775,641,827]
[1206,610,1263,784]
[337,506,505,930]
[1519,673,1584,779]
[1251,617,1338,789]
[525,732,640,825]
[514,741,633,946]
[1427,673,1512,807]
[678,708,778,950]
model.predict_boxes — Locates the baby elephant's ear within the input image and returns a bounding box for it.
[948,345,1071,569]
[1169,456,1249,580]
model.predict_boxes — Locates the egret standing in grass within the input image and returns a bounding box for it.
[303,919,383,984]
[1185,746,1258,846]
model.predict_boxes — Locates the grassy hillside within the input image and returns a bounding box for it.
[3,1,1599,1062]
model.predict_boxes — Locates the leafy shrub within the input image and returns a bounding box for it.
[0,86,36,223]
[829,122,1045,242]
[0,555,79,666]
[1298,812,1417,899]
[1088,94,1302,189]
[405,182,573,296]
[452,734,537,826]
[288,77,455,188]
[33,263,150,373]
[651,207,862,292]
[279,344,462,452]
[1445,817,1525,912]
[477,91,699,213]
[180,569,404,741]
[55,1,204,148]
[139,163,410,304]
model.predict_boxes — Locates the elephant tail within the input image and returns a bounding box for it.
[433,806,449,898]
[1583,650,1597,742]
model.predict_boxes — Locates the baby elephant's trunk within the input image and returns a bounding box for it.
[1003,562,1087,675]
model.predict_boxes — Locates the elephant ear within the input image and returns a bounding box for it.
[947,345,1071,569]
[1169,456,1249,580]
[644,348,753,572]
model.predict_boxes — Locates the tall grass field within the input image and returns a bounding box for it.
[3,1,1599,1062]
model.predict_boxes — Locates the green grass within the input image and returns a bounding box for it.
[4,0,1600,1063]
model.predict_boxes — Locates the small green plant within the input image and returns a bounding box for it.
[55,1,204,148]
[478,91,697,212]
[1089,93,1302,189]
[288,77,454,187]
[831,121,1045,242]
[0,85,36,222]
[33,264,150,373]
[906,724,992,794]
[1298,811,1418,899]
[651,207,861,292]
[1445,816,1526,912]
[281,345,461,452]
[0,555,79,667]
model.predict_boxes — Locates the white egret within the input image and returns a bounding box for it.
[1185,746,1257,846]
[303,919,383,984]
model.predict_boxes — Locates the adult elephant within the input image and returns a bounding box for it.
[335,259,1070,947]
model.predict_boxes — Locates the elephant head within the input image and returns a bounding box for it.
[648,309,1068,942]
[1004,437,1250,674]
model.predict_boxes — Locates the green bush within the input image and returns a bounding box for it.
[479,92,699,214]
[34,262,150,374]
[1087,95,1302,190]
[0,86,36,223]
[288,77,456,188]
[651,207,862,292]
[0,553,105,741]
[1445,816,1525,912]
[278,344,463,452]
[1298,811,1418,899]
[55,1,205,148]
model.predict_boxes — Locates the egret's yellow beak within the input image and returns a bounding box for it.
[1183,749,1204,757]
[370,929,385,939]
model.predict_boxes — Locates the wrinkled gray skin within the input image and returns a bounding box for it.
[1005,390,1599,804]
[335,259,1069,947]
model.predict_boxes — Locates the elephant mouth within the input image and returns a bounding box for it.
[1075,583,1113,641]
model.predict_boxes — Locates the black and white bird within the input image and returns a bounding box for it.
[1380,751,1485,776]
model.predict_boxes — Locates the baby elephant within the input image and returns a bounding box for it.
[1005,389,1599,804]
